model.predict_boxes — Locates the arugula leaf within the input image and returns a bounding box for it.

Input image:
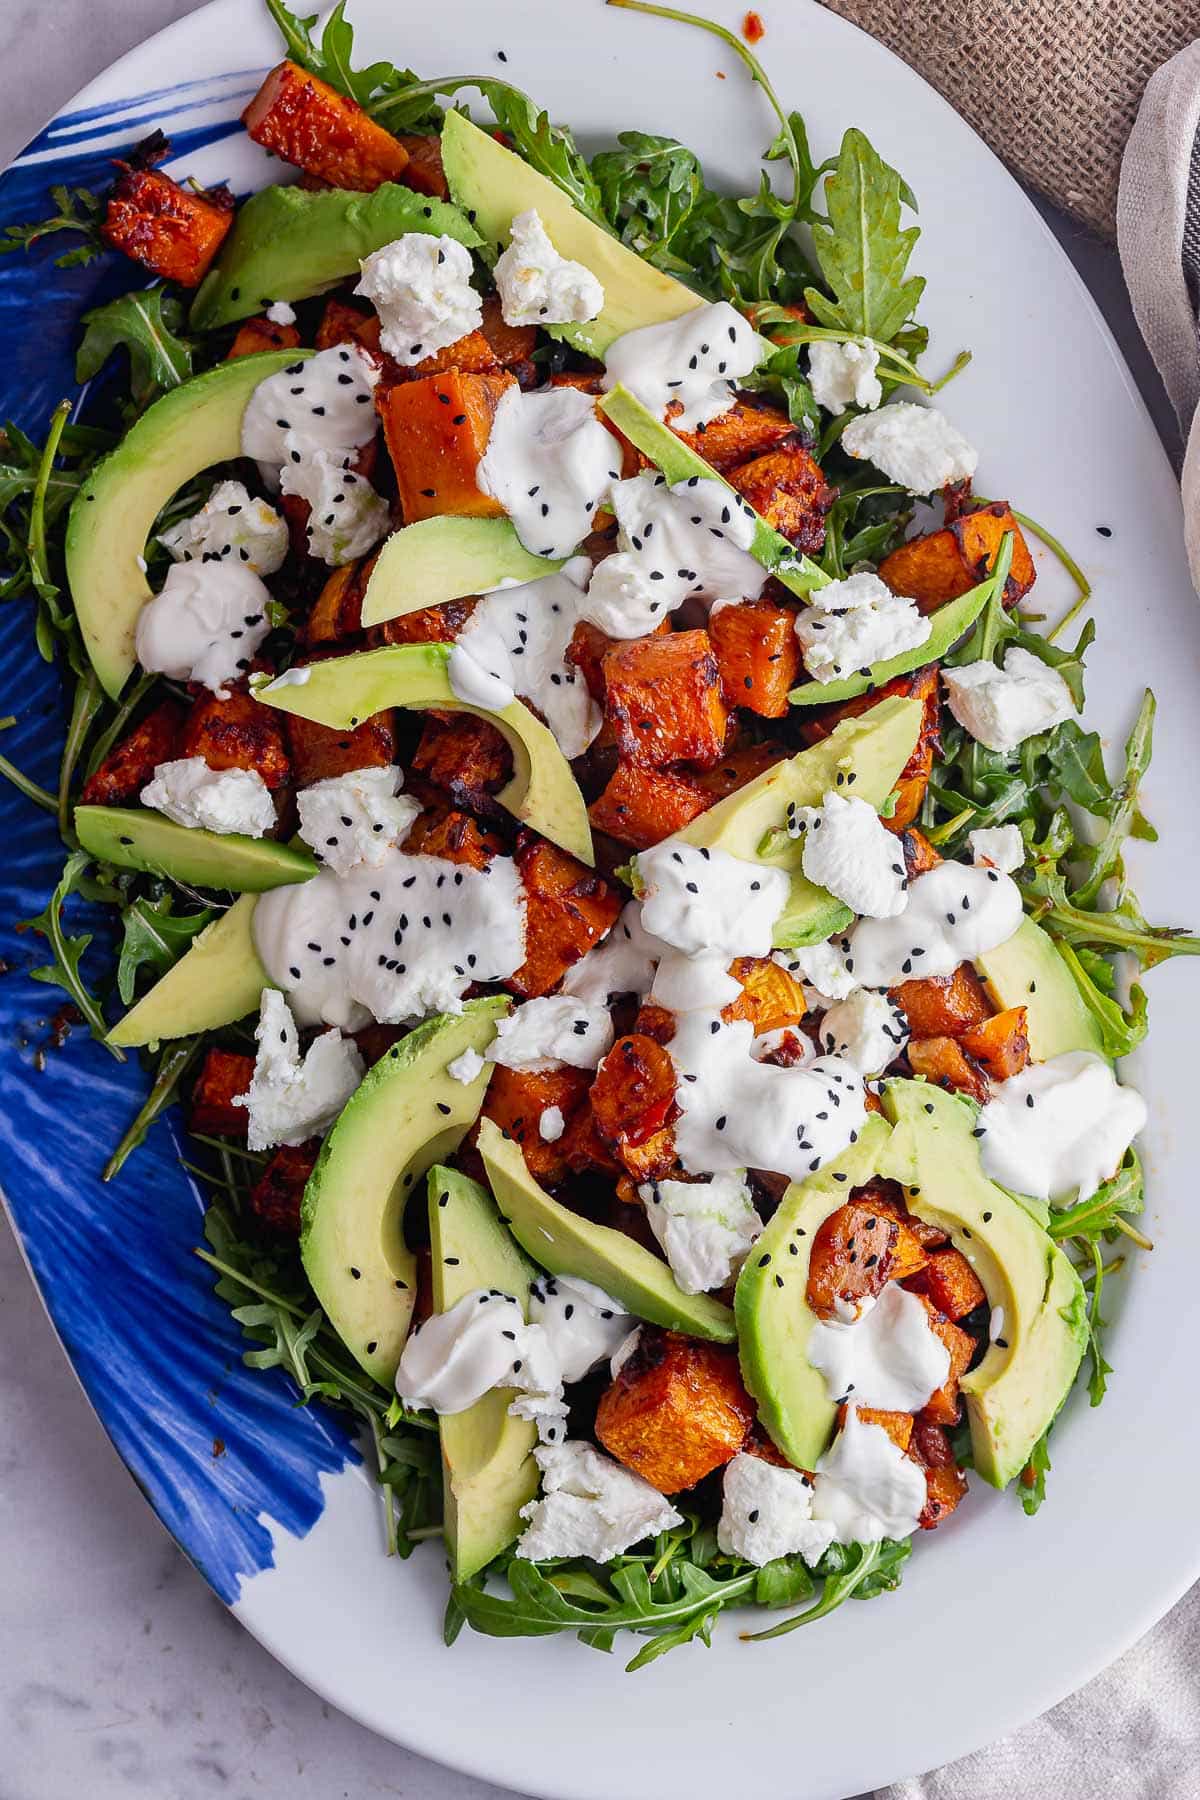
[742,1538,910,1640]
[1071,689,1156,908]
[1019,1431,1052,1516]
[21,850,121,1057]
[104,1035,201,1180]
[1050,1148,1144,1243]
[263,0,421,111]
[76,287,193,411]
[805,128,924,344]
[116,893,214,1005]
[0,182,106,268]
[1054,941,1147,1058]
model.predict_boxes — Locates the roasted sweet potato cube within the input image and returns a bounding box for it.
[352,1022,407,1065]
[566,617,668,703]
[396,132,449,198]
[560,1102,622,1175]
[367,595,477,649]
[891,962,992,1038]
[479,1065,591,1186]
[961,1006,1030,1083]
[588,761,710,850]
[412,711,513,796]
[907,1036,990,1105]
[906,1247,986,1322]
[603,629,729,770]
[226,315,302,359]
[284,707,395,786]
[315,297,383,356]
[708,600,800,717]
[899,826,943,881]
[692,742,786,803]
[837,1404,914,1454]
[480,295,537,369]
[917,1299,976,1425]
[726,443,835,552]
[879,502,1036,617]
[867,1186,948,1250]
[80,700,183,806]
[181,687,291,790]
[722,955,808,1034]
[595,1331,754,1493]
[632,1001,676,1044]
[242,60,410,191]
[304,555,377,645]
[508,834,623,998]
[102,165,233,286]
[190,1048,254,1137]
[909,1418,968,1528]
[588,1033,678,1180]
[248,1139,319,1235]
[378,368,515,523]
[668,397,796,473]
[402,806,503,870]
[806,1198,929,1318]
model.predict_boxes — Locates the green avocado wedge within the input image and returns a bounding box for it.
[881,1080,1087,1488]
[598,385,829,601]
[359,517,564,628]
[302,1000,508,1386]
[477,1117,735,1341]
[108,893,268,1049]
[440,110,702,360]
[673,692,923,947]
[787,577,997,707]
[428,1165,539,1582]
[75,806,317,892]
[734,1117,892,1468]
[190,181,482,330]
[65,349,311,698]
[254,643,593,865]
[976,916,1106,1062]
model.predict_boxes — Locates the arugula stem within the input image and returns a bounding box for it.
[83,670,155,782]
[976,498,1091,641]
[195,1247,309,1318]
[58,666,104,842]
[742,1541,884,1640]
[0,750,56,814]
[1112,1216,1155,1251]
[754,314,969,394]
[103,1036,199,1176]
[926,805,977,845]
[27,398,70,596]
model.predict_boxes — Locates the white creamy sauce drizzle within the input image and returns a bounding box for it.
[241,345,380,467]
[848,862,1023,986]
[807,1284,950,1412]
[601,300,762,430]
[135,560,272,694]
[476,385,617,560]
[395,1289,555,1414]
[811,1405,927,1543]
[977,1050,1148,1204]
[560,900,664,1004]
[486,994,614,1072]
[636,841,789,961]
[527,1274,631,1384]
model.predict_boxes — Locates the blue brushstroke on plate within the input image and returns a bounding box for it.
[0,80,357,1604]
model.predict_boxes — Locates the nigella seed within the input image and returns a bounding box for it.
[775,1274,784,1288]
[758,1253,771,1266]
[748,1508,760,1523]
[436,1102,452,1116]
[1026,1094,1035,1109]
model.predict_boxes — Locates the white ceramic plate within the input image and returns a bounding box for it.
[10,4,1200,1795]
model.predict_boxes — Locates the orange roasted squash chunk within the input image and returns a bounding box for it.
[102,164,233,286]
[722,955,808,1035]
[726,442,835,552]
[412,711,514,798]
[395,132,449,199]
[693,741,786,802]
[588,1032,679,1181]
[402,807,504,870]
[378,368,515,523]
[909,1418,969,1528]
[960,1006,1030,1083]
[879,501,1036,616]
[478,1065,591,1186]
[242,60,410,191]
[367,596,478,649]
[190,1048,254,1137]
[181,687,291,789]
[806,1197,928,1318]
[905,1246,986,1322]
[603,629,729,769]
[836,1404,914,1454]
[304,555,377,645]
[226,314,302,359]
[81,699,183,806]
[891,962,992,1039]
[248,1140,320,1236]
[906,1036,990,1105]
[709,600,800,718]
[916,1297,976,1426]
[595,1331,754,1493]
[669,397,796,473]
[284,705,395,787]
[508,834,622,998]
[588,761,710,850]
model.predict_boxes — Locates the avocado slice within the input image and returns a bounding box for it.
[66,349,311,699]
[428,1165,540,1581]
[975,916,1105,1062]
[787,578,995,707]
[881,1079,1087,1488]
[108,893,269,1049]
[476,1116,735,1342]
[597,385,828,602]
[255,643,593,865]
[440,110,701,360]
[75,805,316,893]
[190,182,482,331]
[673,692,923,947]
[733,1116,892,1468]
[359,517,564,628]
[302,999,508,1385]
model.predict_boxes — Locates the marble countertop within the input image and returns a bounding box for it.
[0,5,1183,1798]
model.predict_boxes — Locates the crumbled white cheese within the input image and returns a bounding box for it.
[507,1389,571,1445]
[140,756,276,838]
[295,765,420,876]
[848,860,1023,986]
[790,790,908,919]
[477,384,616,561]
[396,1289,557,1414]
[942,648,1076,753]
[279,449,390,565]
[977,1050,1148,1204]
[609,1325,642,1379]
[808,339,882,414]
[494,208,604,327]
[233,988,363,1152]
[816,987,908,1075]
[159,478,288,576]
[241,345,380,466]
[265,299,297,325]
[841,402,978,494]
[636,842,790,960]
[527,1274,631,1383]
[602,300,762,431]
[811,1405,927,1544]
[561,899,663,1004]
[447,1046,486,1086]
[638,1170,763,1294]
[808,1285,950,1411]
[969,823,1025,874]
[717,1452,836,1568]
[487,994,614,1073]
[773,939,859,1003]
[538,1104,565,1142]
[135,560,273,694]
[355,233,482,365]
[794,570,931,684]
[516,1440,683,1563]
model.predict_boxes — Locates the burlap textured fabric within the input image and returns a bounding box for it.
[818,0,1200,237]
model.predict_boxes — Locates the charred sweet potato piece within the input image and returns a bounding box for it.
[588,762,710,850]
[722,955,808,1035]
[396,132,449,199]
[315,297,383,356]
[692,742,786,803]
[378,368,515,523]
[899,826,943,881]
[806,1199,929,1318]
[248,1139,319,1235]
[560,1101,622,1176]
[879,502,1036,616]
[102,165,233,286]
[367,596,478,649]
[181,687,291,790]
[960,1006,1030,1083]
[603,629,729,770]
[633,1001,676,1045]
[726,443,835,552]
[80,700,183,806]
[190,1048,254,1137]
[242,60,410,191]
[905,1246,987,1323]
[402,806,504,870]
[508,834,623,998]
[284,708,395,786]
[566,618,668,703]
[595,1331,754,1492]
[226,314,302,359]
[479,1065,591,1185]
[891,962,992,1039]
[480,295,538,368]
[304,555,378,645]
[709,600,800,718]
[589,1033,679,1180]
[909,1418,968,1528]
[906,1036,990,1104]
[669,397,796,473]
[866,1186,948,1250]
[836,1404,914,1454]
[917,1299,976,1426]
[412,711,514,797]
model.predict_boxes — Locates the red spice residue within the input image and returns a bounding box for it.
[742,10,765,43]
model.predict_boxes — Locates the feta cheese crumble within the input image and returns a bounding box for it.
[241,345,380,466]
[487,994,614,1072]
[538,1105,565,1142]
[135,560,273,694]
[969,823,1025,874]
[977,1050,1148,1204]
[295,765,421,876]
[941,647,1076,753]
[476,384,616,561]
[811,1404,927,1543]
[841,401,978,494]
[602,300,762,431]
[233,988,363,1152]
[159,478,288,576]
[447,1046,486,1086]
[807,1284,950,1412]
[817,986,908,1075]
[717,1452,836,1568]
[773,938,859,1003]
[790,790,908,919]
[279,449,390,565]
[527,1274,631,1383]
[494,208,604,327]
[636,841,789,960]
[355,233,482,365]
[794,570,931,684]
[638,1170,763,1294]
[848,860,1023,985]
[808,339,882,414]
[265,299,297,325]
[395,1289,557,1414]
[141,756,276,838]
[516,1440,683,1563]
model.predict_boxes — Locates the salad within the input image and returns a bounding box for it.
[1,0,1192,1672]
